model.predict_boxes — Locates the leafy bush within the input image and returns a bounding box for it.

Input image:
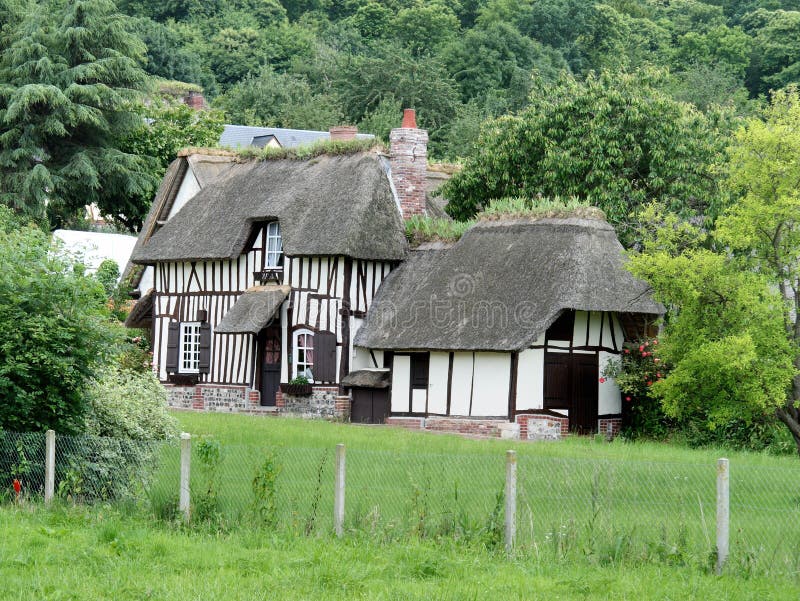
[603,338,672,439]
[404,216,474,246]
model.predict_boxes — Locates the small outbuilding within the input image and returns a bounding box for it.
[352,212,663,436]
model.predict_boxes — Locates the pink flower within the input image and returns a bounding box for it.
[647,381,653,386]
[624,349,630,354]
[599,377,606,384]
[13,479,20,495]
[625,396,632,402]
[653,339,659,345]
[639,345,645,352]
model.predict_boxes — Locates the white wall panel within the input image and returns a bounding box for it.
[449,353,474,416]
[391,355,411,412]
[516,348,543,411]
[411,388,427,413]
[427,352,449,414]
[598,351,622,414]
[471,353,510,416]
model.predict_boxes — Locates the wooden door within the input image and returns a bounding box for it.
[258,325,281,406]
[351,388,390,424]
[543,352,599,433]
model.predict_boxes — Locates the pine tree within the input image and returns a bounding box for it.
[0,0,157,228]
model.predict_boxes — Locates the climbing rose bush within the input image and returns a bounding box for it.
[603,338,671,439]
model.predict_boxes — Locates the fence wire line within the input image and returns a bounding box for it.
[2,430,799,574]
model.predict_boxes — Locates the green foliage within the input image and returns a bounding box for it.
[404,216,474,246]
[83,366,178,441]
[477,196,600,220]
[288,375,310,385]
[0,0,156,228]
[443,70,728,241]
[234,136,380,161]
[602,339,672,439]
[0,207,121,433]
[194,437,224,524]
[95,260,121,298]
[251,451,281,529]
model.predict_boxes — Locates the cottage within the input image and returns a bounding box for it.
[128,116,434,414]
[350,212,663,437]
[127,112,662,436]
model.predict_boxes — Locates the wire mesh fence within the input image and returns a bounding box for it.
[2,428,800,575]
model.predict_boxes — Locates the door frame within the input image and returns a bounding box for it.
[543,351,599,433]
[257,324,282,406]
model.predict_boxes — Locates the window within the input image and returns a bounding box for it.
[265,221,283,267]
[180,322,202,373]
[293,329,314,381]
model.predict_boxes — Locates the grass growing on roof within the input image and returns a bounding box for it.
[478,196,605,221]
[404,215,474,246]
[232,137,383,161]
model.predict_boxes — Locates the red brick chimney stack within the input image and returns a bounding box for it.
[390,108,428,219]
[329,125,358,141]
[184,91,205,110]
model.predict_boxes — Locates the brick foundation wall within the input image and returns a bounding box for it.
[385,417,425,430]
[334,396,351,420]
[385,416,519,439]
[516,414,569,440]
[598,417,622,438]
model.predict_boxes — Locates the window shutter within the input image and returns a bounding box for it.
[166,321,180,373]
[314,331,337,383]
[198,322,211,374]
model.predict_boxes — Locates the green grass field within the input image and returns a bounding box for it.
[3,412,800,599]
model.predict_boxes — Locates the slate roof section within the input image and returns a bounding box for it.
[355,216,664,352]
[215,285,291,334]
[219,125,373,149]
[132,152,408,263]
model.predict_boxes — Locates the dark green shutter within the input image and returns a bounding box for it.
[166,321,180,373]
[199,322,211,375]
[314,331,337,383]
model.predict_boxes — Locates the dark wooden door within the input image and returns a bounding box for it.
[259,325,281,406]
[351,388,390,424]
[543,352,599,433]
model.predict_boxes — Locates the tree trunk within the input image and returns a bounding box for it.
[776,401,800,457]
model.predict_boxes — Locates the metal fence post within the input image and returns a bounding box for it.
[44,429,55,504]
[716,457,730,575]
[180,433,192,523]
[334,443,346,537]
[505,450,517,552]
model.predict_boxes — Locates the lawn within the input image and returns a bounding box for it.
[0,504,798,601]
[3,412,800,600]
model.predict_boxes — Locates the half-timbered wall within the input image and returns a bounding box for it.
[381,310,628,420]
[152,222,394,387]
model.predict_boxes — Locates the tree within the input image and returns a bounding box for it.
[0,0,156,227]
[0,207,121,433]
[117,99,224,230]
[627,208,794,449]
[715,87,800,454]
[442,70,728,240]
[216,67,343,130]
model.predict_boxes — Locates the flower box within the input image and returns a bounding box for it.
[280,383,313,396]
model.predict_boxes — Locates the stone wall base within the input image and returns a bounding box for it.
[516,414,569,441]
[385,416,518,439]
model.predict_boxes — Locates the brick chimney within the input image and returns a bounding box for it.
[329,125,358,141]
[184,91,205,110]
[390,109,428,219]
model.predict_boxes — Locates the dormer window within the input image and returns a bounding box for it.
[265,221,283,267]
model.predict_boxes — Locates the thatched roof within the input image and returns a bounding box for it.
[132,152,407,264]
[341,369,391,389]
[124,288,154,329]
[355,217,663,352]
[215,285,290,334]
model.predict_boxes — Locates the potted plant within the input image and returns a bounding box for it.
[281,376,313,396]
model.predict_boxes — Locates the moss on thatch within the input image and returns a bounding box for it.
[233,137,384,161]
[405,215,474,246]
[478,196,606,222]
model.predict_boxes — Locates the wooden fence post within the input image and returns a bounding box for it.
[716,457,730,575]
[334,443,346,537]
[505,450,517,552]
[180,433,191,523]
[44,429,55,504]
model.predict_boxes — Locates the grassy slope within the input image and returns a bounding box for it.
[1,505,797,601]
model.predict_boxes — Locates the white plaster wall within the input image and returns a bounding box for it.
[449,353,473,415]
[427,352,449,414]
[588,311,602,346]
[412,388,427,413]
[391,355,411,412]
[167,168,201,218]
[351,346,373,370]
[572,310,587,346]
[516,348,544,411]
[612,313,625,350]
[471,353,510,416]
[598,351,622,414]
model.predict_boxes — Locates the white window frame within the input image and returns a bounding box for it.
[265,221,283,268]
[179,322,202,374]
[293,329,315,382]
